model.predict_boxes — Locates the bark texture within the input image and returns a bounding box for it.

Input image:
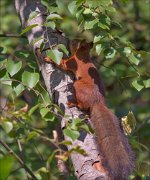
[15,0,110,179]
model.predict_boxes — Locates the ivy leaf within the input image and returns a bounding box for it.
[105,47,116,59]
[129,53,141,65]
[32,36,43,45]
[143,79,150,88]
[0,72,12,85]
[43,21,56,29]
[68,1,77,14]
[39,90,51,106]
[83,8,92,14]
[59,140,72,145]
[46,49,63,65]
[98,22,109,30]
[46,13,62,20]
[58,44,69,56]
[132,80,144,91]
[6,60,22,76]
[93,35,104,43]
[26,131,39,142]
[80,124,92,134]
[28,103,40,116]
[40,107,49,118]
[14,84,25,96]
[2,121,13,134]
[63,129,80,141]
[96,44,102,55]
[20,24,38,35]
[22,71,39,88]
[15,51,30,59]
[70,118,82,130]
[76,8,84,19]
[28,11,39,21]
[123,47,131,57]
[84,19,99,30]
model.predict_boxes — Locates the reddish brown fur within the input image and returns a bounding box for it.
[50,41,134,179]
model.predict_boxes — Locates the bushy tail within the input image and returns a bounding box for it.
[91,103,134,180]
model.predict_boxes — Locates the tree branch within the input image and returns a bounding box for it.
[15,0,110,179]
[0,34,26,38]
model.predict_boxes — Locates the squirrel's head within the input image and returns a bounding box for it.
[69,40,93,60]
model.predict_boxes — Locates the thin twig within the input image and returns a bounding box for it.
[0,34,26,38]
[0,140,37,180]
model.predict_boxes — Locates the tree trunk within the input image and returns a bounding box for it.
[15,0,109,179]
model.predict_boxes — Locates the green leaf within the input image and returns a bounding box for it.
[40,107,55,121]
[22,71,39,88]
[83,8,92,14]
[93,35,104,43]
[63,129,80,141]
[44,114,55,122]
[132,80,144,91]
[68,1,77,14]
[43,21,56,29]
[32,36,43,45]
[143,79,150,88]
[28,11,39,21]
[0,58,7,69]
[15,51,30,58]
[123,47,131,57]
[70,118,82,130]
[68,146,87,156]
[129,53,141,65]
[46,49,63,65]
[20,24,38,35]
[46,13,62,20]
[14,84,25,96]
[0,72,12,85]
[96,44,102,55]
[40,107,49,118]
[6,60,22,76]
[98,22,109,30]
[59,140,72,145]
[105,47,116,59]
[58,44,69,55]
[84,19,99,30]
[2,121,13,133]
[76,8,84,19]
[0,155,15,180]
[40,90,51,106]
[80,124,92,134]
[28,103,40,116]
[26,131,39,142]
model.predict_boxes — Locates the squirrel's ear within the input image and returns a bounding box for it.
[80,40,93,50]
[69,39,81,54]
[69,39,93,54]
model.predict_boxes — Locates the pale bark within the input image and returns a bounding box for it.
[15,0,109,179]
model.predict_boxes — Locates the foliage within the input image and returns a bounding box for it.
[0,0,150,179]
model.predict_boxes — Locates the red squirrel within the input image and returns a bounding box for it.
[45,40,134,179]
